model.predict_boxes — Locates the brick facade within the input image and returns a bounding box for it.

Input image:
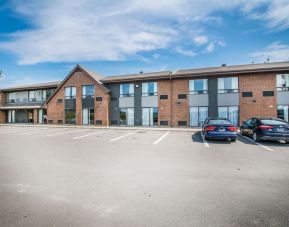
[47,68,109,125]
[0,92,6,123]
[239,73,277,123]
[172,79,189,127]
[158,80,172,126]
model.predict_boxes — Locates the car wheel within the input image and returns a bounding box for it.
[285,140,289,144]
[253,132,260,142]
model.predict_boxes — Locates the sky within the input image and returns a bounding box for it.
[0,0,289,88]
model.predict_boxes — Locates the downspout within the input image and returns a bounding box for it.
[170,72,173,128]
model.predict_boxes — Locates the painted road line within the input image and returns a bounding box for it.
[153,131,170,145]
[72,131,107,140]
[201,132,210,148]
[238,134,274,151]
[44,129,90,137]
[18,128,51,135]
[110,130,141,142]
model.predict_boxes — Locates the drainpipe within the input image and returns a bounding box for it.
[170,72,173,128]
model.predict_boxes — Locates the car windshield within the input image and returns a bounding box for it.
[208,119,232,125]
[260,119,288,125]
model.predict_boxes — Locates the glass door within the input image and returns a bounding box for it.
[82,108,94,125]
[190,107,208,127]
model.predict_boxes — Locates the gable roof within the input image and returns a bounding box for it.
[45,64,109,105]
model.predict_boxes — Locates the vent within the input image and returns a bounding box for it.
[95,97,102,102]
[95,120,102,125]
[160,120,168,126]
[242,92,253,97]
[57,99,63,103]
[178,94,187,99]
[58,120,63,124]
[160,95,168,100]
[178,121,187,126]
[263,91,274,97]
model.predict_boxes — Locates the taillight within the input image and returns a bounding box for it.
[205,126,216,131]
[228,126,237,132]
[258,125,273,130]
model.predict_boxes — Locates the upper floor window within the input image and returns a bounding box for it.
[142,82,157,96]
[277,74,289,91]
[65,87,76,99]
[218,77,238,94]
[43,89,55,100]
[29,90,43,102]
[82,85,95,98]
[120,83,134,97]
[7,91,29,103]
[189,79,208,94]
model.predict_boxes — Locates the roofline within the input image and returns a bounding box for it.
[0,81,61,92]
[44,64,109,105]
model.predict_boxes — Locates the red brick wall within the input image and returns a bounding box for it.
[239,73,277,123]
[47,69,109,125]
[0,92,6,123]
[172,79,189,127]
[158,80,172,126]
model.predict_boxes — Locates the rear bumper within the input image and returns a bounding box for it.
[205,131,237,139]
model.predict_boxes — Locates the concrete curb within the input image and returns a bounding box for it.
[0,124,201,132]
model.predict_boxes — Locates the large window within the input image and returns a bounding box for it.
[277,74,289,91]
[119,108,134,126]
[142,82,157,96]
[189,79,208,94]
[29,90,43,102]
[65,109,76,124]
[82,108,94,125]
[218,77,238,93]
[142,107,158,126]
[65,87,76,99]
[189,107,208,127]
[7,91,28,103]
[82,85,95,98]
[277,105,289,122]
[120,84,134,97]
[218,106,239,125]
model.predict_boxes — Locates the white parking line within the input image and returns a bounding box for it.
[44,129,90,137]
[153,131,170,145]
[110,130,141,142]
[238,134,274,151]
[201,132,210,148]
[72,130,107,140]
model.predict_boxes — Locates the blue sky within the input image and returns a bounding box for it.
[0,0,289,88]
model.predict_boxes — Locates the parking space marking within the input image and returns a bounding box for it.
[238,134,274,151]
[72,130,107,140]
[44,129,90,137]
[201,132,210,148]
[153,131,170,145]
[110,130,141,142]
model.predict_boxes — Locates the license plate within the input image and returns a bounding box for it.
[219,128,225,132]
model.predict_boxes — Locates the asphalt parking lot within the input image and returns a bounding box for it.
[0,125,289,227]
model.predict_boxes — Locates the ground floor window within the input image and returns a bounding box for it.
[142,107,158,126]
[8,110,15,123]
[189,106,208,127]
[120,108,134,126]
[65,109,76,124]
[218,106,239,125]
[82,108,94,125]
[277,105,289,122]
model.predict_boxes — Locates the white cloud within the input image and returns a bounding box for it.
[193,36,208,46]
[0,0,288,64]
[205,41,226,53]
[251,42,289,62]
[175,47,197,57]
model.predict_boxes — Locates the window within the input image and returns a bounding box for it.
[142,82,157,96]
[178,121,187,126]
[29,90,43,102]
[189,79,208,94]
[65,87,76,99]
[119,108,134,126]
[277,105,289,122]
[65,109,76,124]
[82,85,95,98]
[242,92,253,97]
[95,97,102,102]
[43,89,55,100]
[189,107,208,127]
[218,106,239,125]
[178,94,187,99]
[218,77,238,93]
[7,91,29,103]
[263,91,274,97]
[7,92,16,103]
[120,84,134,97]
[160,95,168,100]
[142,107,158,126]
[277,74,289,91]
[160,120,168,126]
[82,108,94,125]
[111,97,117,102]
[57,99,63,104]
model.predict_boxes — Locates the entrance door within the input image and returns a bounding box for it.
[8,110,15,123]
[82,108,94,125]
[142,107,158,126]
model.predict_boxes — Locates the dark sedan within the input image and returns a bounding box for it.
[202,118,237,142]
[240,117,289,143]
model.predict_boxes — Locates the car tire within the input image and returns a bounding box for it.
[253,132,261,142]
[285,140,289,144]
